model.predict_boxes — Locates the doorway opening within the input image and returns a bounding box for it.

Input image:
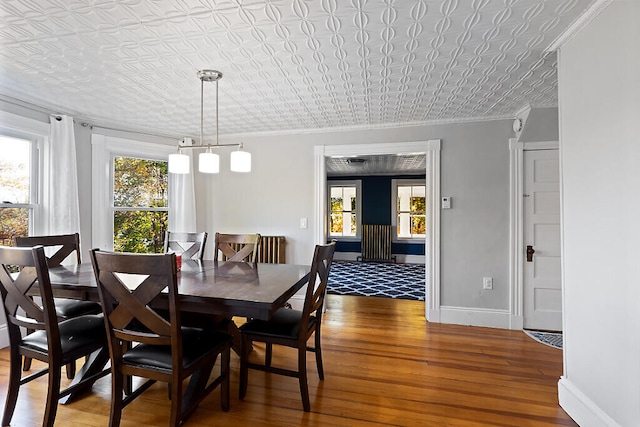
[313,140,441,321]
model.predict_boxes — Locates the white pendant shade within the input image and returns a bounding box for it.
[198,151,220,173]
[230,150,251,172]
[169,70,253,175]
[168,153,190,174]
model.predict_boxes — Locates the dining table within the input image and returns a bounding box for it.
[48,259,310,320]
[45,259,311,403]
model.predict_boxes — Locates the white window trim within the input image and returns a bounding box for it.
[327,179,362,240]
[391,178,426,242]
[0,112,48,235]
[91,134,174,251]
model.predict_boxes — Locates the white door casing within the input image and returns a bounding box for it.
[314,140,441,321]
[523,149,562,331]
[509,140,560,331]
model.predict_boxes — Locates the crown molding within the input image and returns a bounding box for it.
[545,0,613,52]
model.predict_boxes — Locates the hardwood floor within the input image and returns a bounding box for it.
[0,295,577,426]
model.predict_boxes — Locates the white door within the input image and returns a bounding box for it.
[523,149,562,331]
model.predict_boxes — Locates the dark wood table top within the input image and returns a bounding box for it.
[47,260,310,320]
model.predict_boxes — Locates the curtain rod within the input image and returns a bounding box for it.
[1,95,181,140]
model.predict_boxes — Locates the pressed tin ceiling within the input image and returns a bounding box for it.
[0,0,595,140]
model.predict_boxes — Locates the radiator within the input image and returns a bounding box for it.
[227,235,286,264]
[358,224,396,262]
[258,235,286,264]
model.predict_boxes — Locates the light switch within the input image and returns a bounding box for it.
[300,218,308,229]
[442,196,451,209]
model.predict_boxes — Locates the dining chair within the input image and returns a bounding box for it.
[214,232,261,263]
[0,245,108,427]
[14,232,102,378]
[239,240,336,412]
[89,249,231,427]
[163,231,208,260]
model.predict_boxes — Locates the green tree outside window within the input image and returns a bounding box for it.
[113,157,168,253]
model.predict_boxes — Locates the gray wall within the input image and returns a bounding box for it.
[520,107,559,142]
[557,2,640,426]
[1,101,519,317]
[203,119,514,311]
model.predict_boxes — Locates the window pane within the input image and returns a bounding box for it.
[398,212,411,237]
[0,136,31,204]
[411,196,426,214]
[398,186,411,211]
[411,215,426,236]
[330,197,343,212]
[114,210,167,253]
[0,208,29,245]
[412,185,426,198]
[113,157,168,208]
[342,212,356,237]
[330,213,343,234]
[343,187,356,212]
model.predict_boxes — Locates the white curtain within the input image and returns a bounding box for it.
[44,115,80,235]
[168,153,197,232]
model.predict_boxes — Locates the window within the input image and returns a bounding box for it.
[0,134,39,245]
[393,180,426,239]
[92,134,175,253]
[112,157,168,253]
[328,180,361,238]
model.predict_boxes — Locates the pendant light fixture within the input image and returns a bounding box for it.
[168,69,251,174]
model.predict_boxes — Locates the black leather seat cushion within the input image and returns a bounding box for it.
[240,308,316,339]
[122,328,230,371]
[54,298,102,318]
[22,314,105,354]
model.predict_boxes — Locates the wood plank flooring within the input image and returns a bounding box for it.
[0,295,577,426]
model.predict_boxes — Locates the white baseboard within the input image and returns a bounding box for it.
[333,252,425,264]
[558,377,621,427]
[509,315,523,330]
[439,306,512,329]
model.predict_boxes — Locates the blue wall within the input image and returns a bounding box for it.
[328,175,425,256]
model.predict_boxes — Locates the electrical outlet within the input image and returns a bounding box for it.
[483,277,493,290]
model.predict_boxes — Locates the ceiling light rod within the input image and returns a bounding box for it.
[168,69,252,174]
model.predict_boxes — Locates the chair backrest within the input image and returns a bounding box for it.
[89,250,181,362]
[300,241,337,333]
[14,233,81,266]
[0,246,61,354]
[163,231,208,260]
[214,233,261,263]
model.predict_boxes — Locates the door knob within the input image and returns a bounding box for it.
[526,245,535,262]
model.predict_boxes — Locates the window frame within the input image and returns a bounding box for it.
[92,134,175,251]
[0,113,47,238]
[327,179,362,240]
[391,178,426,242]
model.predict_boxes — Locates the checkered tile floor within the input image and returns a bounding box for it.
[327,261,425,301]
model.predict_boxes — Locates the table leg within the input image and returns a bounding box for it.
[59,347,110,404]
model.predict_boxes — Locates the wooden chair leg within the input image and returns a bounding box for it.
[239,335,250,400]
[221,346,230,412]
[265,342,273,367]
[110,370,124,427]
[315,330,324,380]
[169,379,182,427]
[2,351,22,426]
[298,347,310,412]
[43,365,62,427]
[22,326,35,371]
[66,361,76,379]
